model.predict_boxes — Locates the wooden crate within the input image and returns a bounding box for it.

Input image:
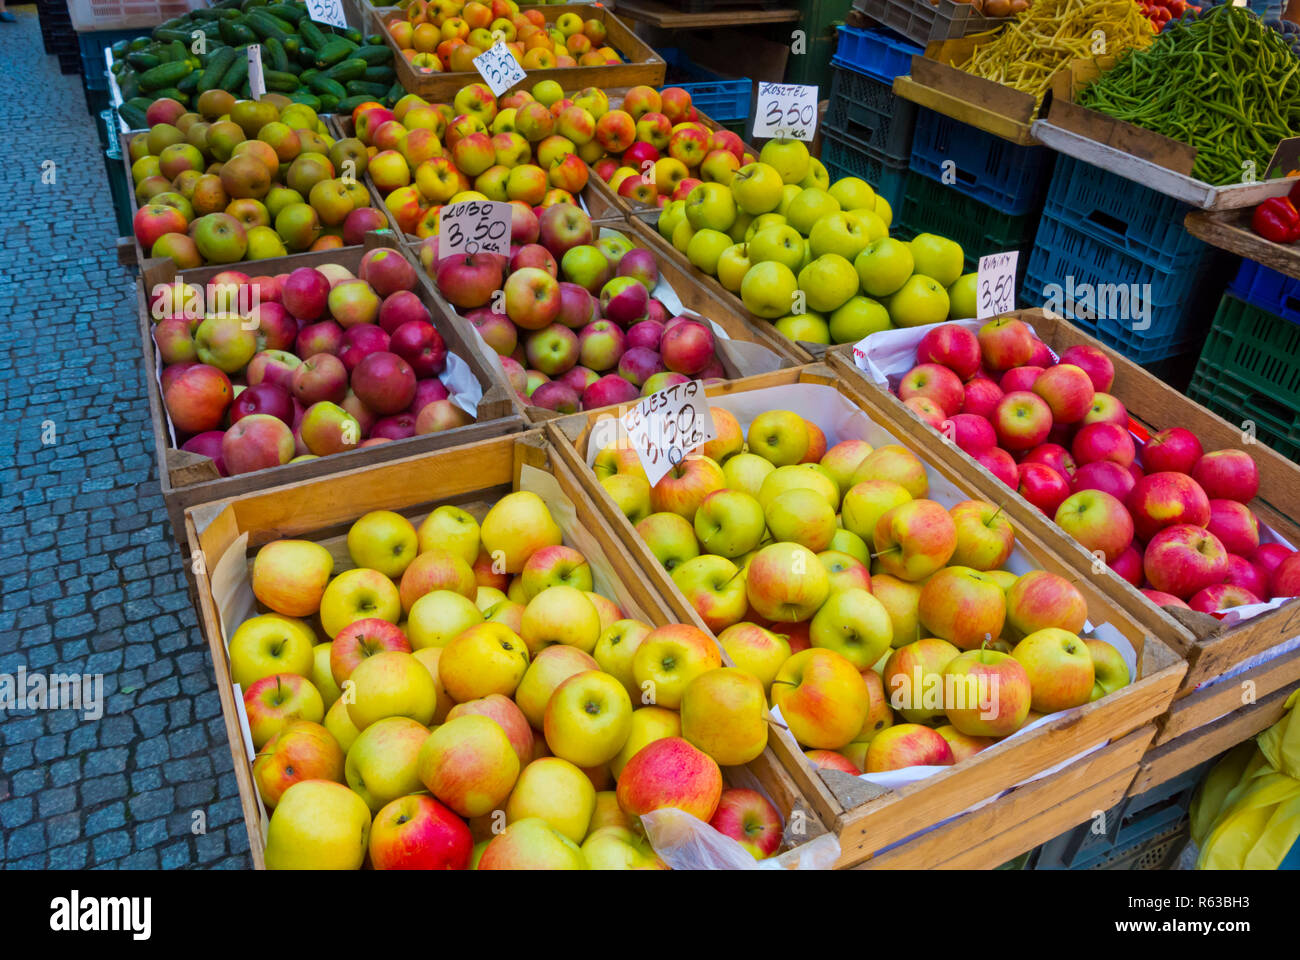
[414,218,808,424]
[827,309,1300,756]
[545,363,1187,867]
[140,234,522,550]
[373,4,665,102]
[185,430,831,869]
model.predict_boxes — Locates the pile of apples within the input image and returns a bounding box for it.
[234,491,791,869]
[653,137,978,345]
[594,84,756,208]
[593,408,1131,774]
[895,318,1300,613]
[384,0,622,75]
[347,83,610,238]
[130,92,388,267]
[422,201,727,412]
[156,250,472,477]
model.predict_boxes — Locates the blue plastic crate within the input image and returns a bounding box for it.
[820,129,909,214]
[1023,214,1215,364]
[78,29,143,91]
[657,48,752,125]
[831,25,922,84]
[824,65,917,166]
[909,108,1054,216]
[1228,260,1300,327]
[1043,155,1206,270]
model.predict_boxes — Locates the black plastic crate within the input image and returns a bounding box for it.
[824,63,917,165]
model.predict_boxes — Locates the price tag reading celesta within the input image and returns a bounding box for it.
[752,82,818,142]
[976,250,1018,319]
[438,199,512,259]
[622,380,716,487]
[246,45,266,100]
[473,41,526,97]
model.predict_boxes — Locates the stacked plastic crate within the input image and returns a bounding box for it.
[657,48,753,140]
[819,25,921,214]
[1187,262,1300,462]
[1022,155,1225,367]
[894,109,1053,274]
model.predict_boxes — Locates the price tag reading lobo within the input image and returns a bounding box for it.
[752,82,818,142]
[473,41,526,98]
[247,44,266,100]
[438,199,512,259]
[621,380,716,487]
[304,0,347,28]
[976,250,1018,319]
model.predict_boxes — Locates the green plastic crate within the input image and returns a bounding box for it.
[895,171,1039,270]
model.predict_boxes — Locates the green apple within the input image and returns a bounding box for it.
[830,527,870,565]
[775,312,830,344]
[716,243,753,293]
[740,261,799,318]
[854,237,914,298]
[847,208,888,242]
[728,211,754,242]
[416,504,481,566]
[829,176,877,212]
[829,295,892,344]
[671,216,696,254]
[874,193,893,228]
[948,272,978,319]
[686,228,734,275]
[694,489,766,558]
[659,199,686,240]
[723,452,776,499]
[799,157,829,191]
[758,463,839,511]
[887,274,951,328]
[809,588,893,669]
[745,212,787,242]
[684,182,737,232]
[785,187,841,235]
[776,183,802,217]
[809,212,871,261]
[759,137,811,185]
[765,488,837,551]
[344,715,428,812]
[730,161,784,215]
[908,233,965,288]
[798,253,859,313]
[635,511,700,572]
[748,224,804,270]
[347,510,419,579]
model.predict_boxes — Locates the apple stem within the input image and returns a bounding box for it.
[986,504,1006,526]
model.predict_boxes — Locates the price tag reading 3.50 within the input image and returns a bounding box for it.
[473,41,526,97]
[752,82,818,142]
[304,0,347,28]
[247,44,266,100]
[621,380,717,487]
[438,199,513,259]
[976,251,1019,319]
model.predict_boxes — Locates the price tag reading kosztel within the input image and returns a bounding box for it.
[976,251,1019,319]
[305,0,348,29]
[438,199,513,260]
[247,44,266,99]
[752,82,818,142]
[622,380,716,487]
[473,41,526,97]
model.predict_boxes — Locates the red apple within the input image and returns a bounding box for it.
[974,446,1019,487]
[1188,583,1262,617]
[916,324,981,380]
[390,320,448,378]
[1127,471,1212,543]
[1111,544,1143,586]
[1071,421,1135,467]
[1072,459,1136,502]
[339,324,391,373]
[1140,427,1202,475]
[1032,363,1095,424]
[1206,499,1260,556]
[351,351,417,415]
[960,377,1004,419]
[999,366,1043,394]
[1021,443,1076,483]
[1143,524,1228,600]
[378,290,432,334]
[900,363,965,417]
[1058,344,1114,392]
[992,391,1052,452]
[1223,553,1269,597]
[1191,449,1259,503]
[1018,461,1072,516]
[282,267,331,321]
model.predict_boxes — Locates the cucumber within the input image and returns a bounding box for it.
[119,100,149,128]
[263,69,299,92]
[263,35,288,72]
[111,38,131,57]
[385,81,403,106]
[282,35,299,55]
[314,38,355,67]
[126,51,161,71]
[365,33,387,46]
[354,44,392,65]
[288,91,323,111]
[219,19,257,45]
[165,39,188,62]
[345,80,390,98]
[317,94,340,113]
[299,20,328,49]
[241,0,269,9]
[307,74,347,100]
[324,57,367,83]
[152,87,189,105]
[336,94,375,114]
[129,36,150,50]
[197,45,236,92]
[151,26,190,43]
[341,27,363,45]
[362,65,395,84]
[221,53,249,91]
[119,72,140,100]
[246,10,290,43]
[297,45,316,67]
[266,2,304,22]
[177,68,201,94]
[138,60,193,93]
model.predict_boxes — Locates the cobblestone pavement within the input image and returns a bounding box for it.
[0,9,251,868]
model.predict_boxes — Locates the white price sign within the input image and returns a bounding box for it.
[976,250,1019,319]
[621,380,717,487]
[304,0,348,29]
[473,41,526,97]
[752,82,818,141]
[247,44,266,99]
[438,199,513,259]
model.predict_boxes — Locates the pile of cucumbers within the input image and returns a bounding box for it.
[113,0,402,129]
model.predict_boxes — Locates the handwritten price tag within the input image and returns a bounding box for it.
[473,41,526,97]
[304,0,348,28]
[752,82,818,142]
[976,251,1018,319]
[247,44,266,100]
[621,380,716,487]
[438,199,513,259]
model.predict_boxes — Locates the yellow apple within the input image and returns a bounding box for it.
[438,621,530,702]
[609,705,681,779]
[265,780,371,870]
[514,644,599,728]
[411,646,452,722]
[519,584,602,655]
[228,613,316,689]
[252,539,334,617]
[407,589,483,649]
[320,568,402,638]
[417,504,481,565]
[589,790,632,833]
[631,623,722,710]
[311,641,342,709]
[505,757,596,843]
[417,714,520,818]
[718,622,792,692]
[681,667,768,765]
[543,670,634,768]
[346,650,438,730]
[581,826,669,869]
[593,619,653,699]
[479,491,562,573]
[324,697,361,752]
[344,715,429,812]
[347,510,419,579]
[478,816,587,869]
